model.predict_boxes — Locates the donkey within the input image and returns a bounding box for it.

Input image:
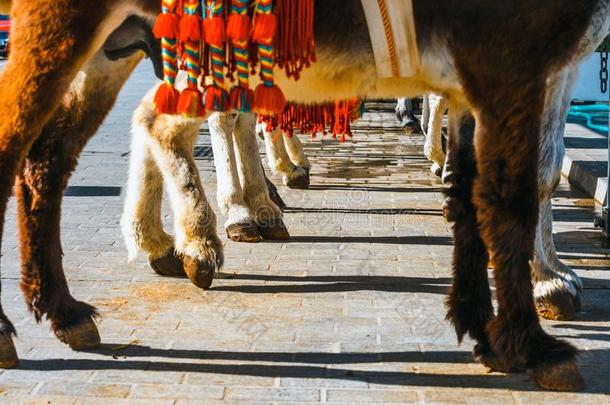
[395,97,424,134]
[408,78,584,322]
[0,0,608,391]
[120,106,291,277]
[260,126,312,189]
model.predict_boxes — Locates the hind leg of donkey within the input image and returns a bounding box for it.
[122,111,184,277]
[0,0,123,367]
[443,108,498,369]
[233,113,289,240]
[16,52,143,351]
[472,81,582,390]
[141,103,222,289]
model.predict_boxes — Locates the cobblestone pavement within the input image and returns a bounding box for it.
[0,63,609,404]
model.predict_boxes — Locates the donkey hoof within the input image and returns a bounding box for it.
[226,223,263,243]
[473,343,523,373]
[0,334,18,368]
[55,318,100,351]
[430,163,443,178]
[284,170,310,189]
[402,122,422,135]
[536,290,577,321]
[572,294,582,312]
[265,179,287,210]
[149,250,185,278]
[183,256,215,290]
[258,219,290,241]
[529,359,584,391]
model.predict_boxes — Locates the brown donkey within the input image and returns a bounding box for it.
[0,0,608,391]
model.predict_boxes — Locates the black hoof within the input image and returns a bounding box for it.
[258,218,290,241]
[473,343,524,373]
[183,255,216,290]
[226,222,263,243]
[149,250,186,278]
[529,359,584,391]
[265,176,287,210]
[285,170,310,189]
[0,334,18,368]
[55,318,101,351]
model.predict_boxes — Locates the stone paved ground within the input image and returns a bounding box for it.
[0,63,609,404]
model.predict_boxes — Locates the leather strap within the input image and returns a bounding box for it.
[361,0,421,79]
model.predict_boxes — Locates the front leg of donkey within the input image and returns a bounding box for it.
[0,0,129,368]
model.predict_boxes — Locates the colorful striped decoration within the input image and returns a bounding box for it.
[228,0,253,112]
[153,0,181,115]
[177,0,205,117]
[203,0,229,112]
[153,0,358,135]
[252,0,286,115]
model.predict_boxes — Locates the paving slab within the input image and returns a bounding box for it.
[0,63,608,403]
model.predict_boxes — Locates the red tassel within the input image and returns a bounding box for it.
[252,14,277,42]
[229,86,254,112]
[153,13,180,40]
[227,14,251,43]
[205,86,230,112]
[179,14,202,42]
[154,83,180,115]
[177,88,205,117]
[253,84,286,115]
[203,17,226,45]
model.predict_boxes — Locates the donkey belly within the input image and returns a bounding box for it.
[270,43,461,104]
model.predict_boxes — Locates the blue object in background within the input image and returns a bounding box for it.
[568,103,609,135]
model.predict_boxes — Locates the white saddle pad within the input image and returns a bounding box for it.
[361,0,421,79]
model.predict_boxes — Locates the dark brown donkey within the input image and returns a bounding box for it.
[0,0,607,391]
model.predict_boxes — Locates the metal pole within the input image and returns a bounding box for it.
[600,36,610,240]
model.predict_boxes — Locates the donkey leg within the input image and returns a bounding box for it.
[473,83,582,391]
[284,133,311,186]
[532,67,582,320]
[0,1,122,367]
[17,51,142,350]
[443,108,498,370]
[532,201,580,320]
[234,113,289,241]
[262,126,309,189]
[144,105,221,289]
[208,112,262,243]
[395,98,423,134]
[424,94,447,177]
[121,113,182,277]
[421,95,430,134]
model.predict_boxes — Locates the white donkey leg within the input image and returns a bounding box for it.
[234,113,289,240]
[208,112,262,243]
[261,125,309,189]
[395,97,422,134]
[121,112,183,277]
[424,94,447,177]
[421,95,430,134]
[284,133,311,186]
[140,99,221,289]
[531,66,582,320]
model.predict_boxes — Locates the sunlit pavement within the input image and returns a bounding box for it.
[0,63,609,404]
